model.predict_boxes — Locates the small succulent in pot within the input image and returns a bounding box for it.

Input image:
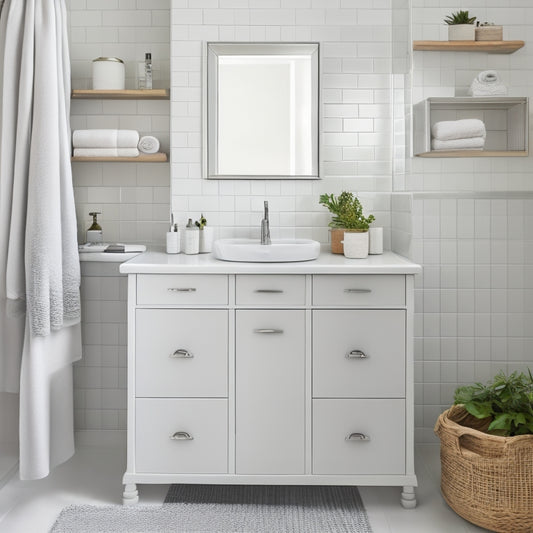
[444,10,476,25]
[195,214,207,230]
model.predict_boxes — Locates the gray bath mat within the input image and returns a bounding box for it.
[51,484,373,532]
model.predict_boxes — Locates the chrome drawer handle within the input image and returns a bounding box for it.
[170,349,193,359]
[254,289,284,294]
[254,329,284,334]
[346,432,371,442]
[170,431,193,441]
[344,288,372,294]
[167,288,197,292]
[346,350,368,359]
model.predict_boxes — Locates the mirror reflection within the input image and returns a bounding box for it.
[205,43,319,179]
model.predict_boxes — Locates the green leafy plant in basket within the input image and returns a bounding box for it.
[454,370,533,436]
[319,192,375,231]
[444,10,476,25]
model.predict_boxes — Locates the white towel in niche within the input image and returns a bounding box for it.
[431,137,485,151]
[431,119,486,141]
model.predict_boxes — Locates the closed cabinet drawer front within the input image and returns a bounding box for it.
[136,309,228,397]
[137,275,228,305]
[313,310,405,398]
[313,275,405,307]
[236,275,306,306]
[136,398,227,474]
[313,399,405,475]
[236,310,306,475]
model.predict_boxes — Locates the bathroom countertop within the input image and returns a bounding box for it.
[119,250,421,275]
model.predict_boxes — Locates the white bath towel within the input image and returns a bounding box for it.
[73,147,139,157]
[431,119,486,141]
[72,129,139,148]
[431,137,485,151]
[138,135,160,154]
[468,70,507,96]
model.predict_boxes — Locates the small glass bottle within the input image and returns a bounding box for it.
[184,218,199,255]
[144,53,152,90]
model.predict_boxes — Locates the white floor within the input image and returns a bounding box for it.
[0,442,489,533]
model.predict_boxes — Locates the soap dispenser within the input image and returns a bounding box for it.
[86,212,103,243]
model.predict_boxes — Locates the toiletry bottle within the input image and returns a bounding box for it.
[166,222,180,254]
[144,53,152,90]
[184,218,199,255]
[86,212,103,243]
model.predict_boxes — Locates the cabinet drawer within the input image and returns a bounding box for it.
[312,399,405,475]
[135,398,227,474]
[136,309,228,397]
[137,274,228,305]
[312,275,405,307]
[236,275,306,306]
[313,310,405,398]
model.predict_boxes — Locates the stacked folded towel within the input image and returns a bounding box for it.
[431,119,486,151]
[468,70,507,97]
[73,129,140,157]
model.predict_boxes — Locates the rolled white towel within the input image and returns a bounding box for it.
[431,119,486,141]
[431,137,485,151]
[72,129,139,148]
[468,70,507,96]
[478,70,500,84]
[138,135,160,154]
[73,148,139,157]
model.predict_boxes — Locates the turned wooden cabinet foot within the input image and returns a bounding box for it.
[122,483,139,505]
[401,485,417,509]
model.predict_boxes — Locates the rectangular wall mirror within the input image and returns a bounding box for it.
[204,43,320,180]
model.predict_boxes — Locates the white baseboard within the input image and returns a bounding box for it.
[75,430,126,448]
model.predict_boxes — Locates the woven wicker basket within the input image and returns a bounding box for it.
[435,405,533,533]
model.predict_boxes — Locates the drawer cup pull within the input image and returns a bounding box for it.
[344,288,372,294]
[254,329,284,334]
[170,431,193,441]
[346,432,371,442]
[254,289,284,294]
[346,350,368,359]
[170,349,193,359]
[167,288,197,292]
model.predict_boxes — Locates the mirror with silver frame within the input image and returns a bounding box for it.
[204,42,320,180]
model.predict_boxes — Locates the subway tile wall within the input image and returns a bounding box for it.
[170,0,395,244]
[401,0,533,441]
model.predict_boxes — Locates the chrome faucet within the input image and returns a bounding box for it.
[260,201,271,245]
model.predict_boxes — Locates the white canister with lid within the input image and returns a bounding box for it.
[92,57,125,90]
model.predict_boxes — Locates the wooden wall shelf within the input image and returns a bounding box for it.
[71,89,170,100]
[417,150,528,158]
[72,153,168,162]
[413,40,524,54]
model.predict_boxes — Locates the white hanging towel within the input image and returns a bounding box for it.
[0,0,81,479]
[468,70,507,96]
[138,135,160,154]
[431,119,486,141]
[431,137,485,151]
[72,129,139,148]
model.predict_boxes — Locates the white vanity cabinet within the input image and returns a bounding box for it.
[121,252,420,508]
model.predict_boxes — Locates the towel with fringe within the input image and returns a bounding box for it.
[431,137,485,151]
[431,119,486,141]
[72,129,139,148]
[73,148,139,157]
[468,70,507,97]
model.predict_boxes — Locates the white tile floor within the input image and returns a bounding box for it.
[0,443,489,533]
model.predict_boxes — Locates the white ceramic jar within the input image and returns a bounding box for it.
[342,231,369,259]
[92,57,125,90]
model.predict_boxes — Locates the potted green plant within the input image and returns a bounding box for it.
[444,10,477,41]
[319,192,375,256]
[434,370,533,532]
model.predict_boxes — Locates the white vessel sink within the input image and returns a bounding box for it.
[213,238,321,263]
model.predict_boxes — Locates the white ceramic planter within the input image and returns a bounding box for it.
[448,24,475,41]
[199,227,214,253]
[342,231,369,259]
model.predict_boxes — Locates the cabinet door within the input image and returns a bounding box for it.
[313,310,405,398]
[235,310,305,475]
